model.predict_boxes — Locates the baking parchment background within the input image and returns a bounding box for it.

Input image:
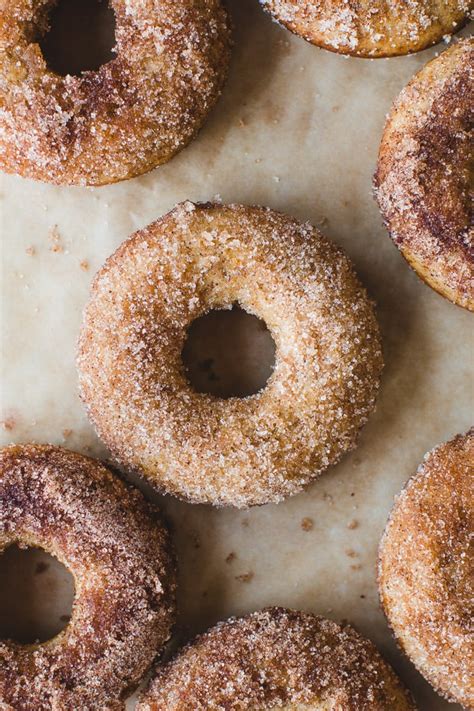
[1,2,472,708]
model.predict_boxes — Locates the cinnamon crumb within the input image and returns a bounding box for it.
[80,259,90,271]
[347,519,358,530]
[1,418,15,431]
[301,517,314,531]
[226,552,236,564]
[49,226,63,253]
[235,572,253,583]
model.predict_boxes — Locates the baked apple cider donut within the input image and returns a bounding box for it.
[375,38,474,311]
[0,0,230,185]
[77,202,383,508]
[379,429,474,708]
[0,444,176,711]
[138,607,416,710]
[260,0,472,57]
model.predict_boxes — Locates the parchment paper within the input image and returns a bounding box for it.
[1,2,472,708]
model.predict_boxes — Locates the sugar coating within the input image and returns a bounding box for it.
[260,0,471,57]
[375,38,474,311]
[138,607,416,710]
[77,202,383,508]
[0,0,231,185]
[379,429,474,708]
[0,444,176,711]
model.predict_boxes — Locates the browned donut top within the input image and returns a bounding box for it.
[375,38,474,310]
[138,607,415,710]
[0,0,230,185]
[0,445,176,711]
[260,0,472,57]
[379,429,474,708]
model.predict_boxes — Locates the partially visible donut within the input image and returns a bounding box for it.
[138,607,416,710]
[0,0,231,185]
[77,201,383,508]
[375,39,474,311]
[379,429,474,708]
[0,444,176,711]
[260,1,472,57]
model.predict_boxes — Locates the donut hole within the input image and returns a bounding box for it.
[39,0,116,76]
[0,544,75,644]
[182,306,276,399]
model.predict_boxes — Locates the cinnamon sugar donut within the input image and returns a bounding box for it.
[77,201,383,508]
[0,0,230,186]
[0,444,176,711]
[138,607,415,710]
[260,1,472,57]
[379,429,474,708]
[375,39,474,311]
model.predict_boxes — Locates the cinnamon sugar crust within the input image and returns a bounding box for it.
[0,444,176,711]
[260,0,472,58]
[375,38,474,311]
[77,202,383,508]
[0,0,231,185]
[138,607,416,710]
[379,429,474,708]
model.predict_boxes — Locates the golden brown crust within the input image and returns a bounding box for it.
[0,444,176,711]
[375,38,474,311]
[138,607,416,710]
[77,201,383,508]
[0,0,231,186]
[260,0,472,58]
[378,429,474,708]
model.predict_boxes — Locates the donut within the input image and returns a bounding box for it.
[138,607,415,710]
[375,39,474,311]
[378,429,474,707]
[0,444,176,711]
[260,1,472,57]
[77,201,383,508]
[0,0,230,186]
